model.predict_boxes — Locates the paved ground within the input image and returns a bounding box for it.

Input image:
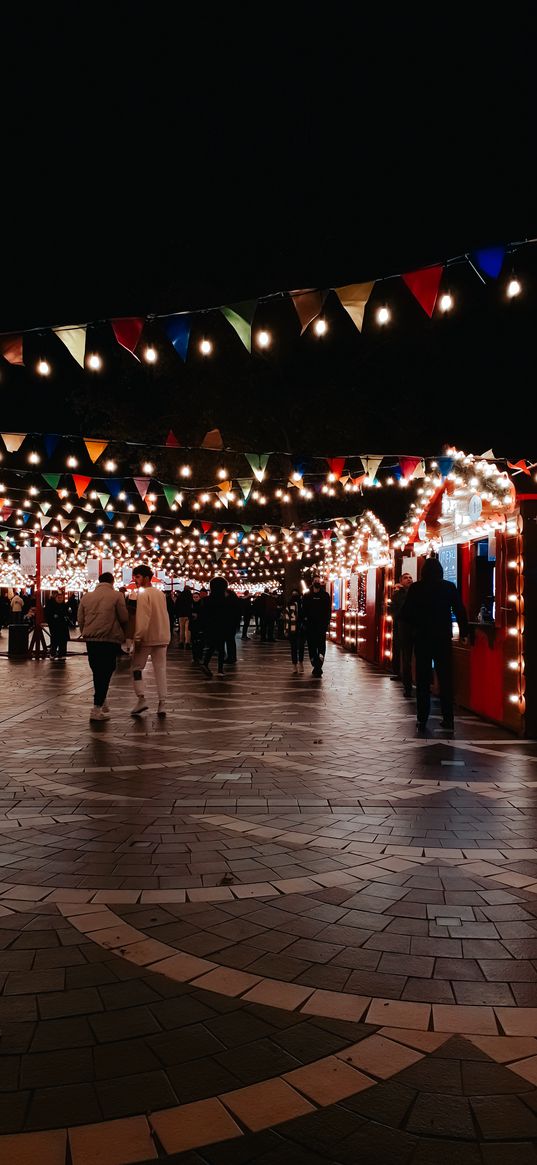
[2,636,537,1163]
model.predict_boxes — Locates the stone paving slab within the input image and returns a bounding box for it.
[2,639,537,1160]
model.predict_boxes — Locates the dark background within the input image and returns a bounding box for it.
[1,9,535,459]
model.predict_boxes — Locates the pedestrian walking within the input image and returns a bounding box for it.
[224,588,240,664]
[260,589,277,641]
[285,588,305,672]
[130,565,171,717]
[45,590,71,658]
[175,586,192,648]
[240,593,252,639]
[78,572,129,721]
[10,592,24,624]
[200,576,228,677]
[390,572,414,695]
[189,590,205,662]
[302,578,331,677]
[399,556,468,734]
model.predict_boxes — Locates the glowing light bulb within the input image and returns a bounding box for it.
[28,452,40,464]
[67,456,78,468]
[199,338,213,355]
[313,318,327,336]
[217,468,228,480]
[507,278,521,298]
[87,353,102,370]
[180,465,191,478]
[376,306,390,325]
[104,460,117,472]
[143,346,157,363]
[142,462,154,475]
[439,293,453,313]
[37,359,50,376]
[257,330,271,348]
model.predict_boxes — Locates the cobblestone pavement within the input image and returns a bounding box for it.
[2,638,537,1163]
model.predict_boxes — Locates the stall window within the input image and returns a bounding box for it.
[470,537,496,623]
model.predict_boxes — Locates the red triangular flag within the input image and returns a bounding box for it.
[201,521,212,533]
[401,265,443,317]
[507,460,531,475]
[327,457,346,480]
[399,456,423,480]
[72,475,92,498]
[111,318,144,355]
[165,430,181,447]
[290,289,325,334]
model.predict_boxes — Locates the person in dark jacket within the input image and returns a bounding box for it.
[201,576,228,677]
[224,588,240,664]
[175,587,192,647]
[252,592,264,635]
[261,590,277,642]
[302,579,331,677]
[390,572,414,695]
[45,590,71,658]
[189,590,205,662]
[241,593,252,639]
[285,588,305,672]
[399,556,468,733]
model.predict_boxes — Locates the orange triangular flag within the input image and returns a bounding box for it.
[84,439,108,463]
[201,428,224,450]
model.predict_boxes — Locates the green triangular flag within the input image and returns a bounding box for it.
[221,300,257,353]
[163,485,177,508]
[97,492,111,510]
[245,453,269,481]
[76,517,88,531]
[242,524,253,533]
[43,473,61,490]
[238,478,254,500]
[40,502,51,515]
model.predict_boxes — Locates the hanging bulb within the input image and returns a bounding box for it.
[37,359,50,376]
[180,465,192,477]
[439,293,453,313]
[87,353,102,370]
[313,318,328,336]
[507,278,521,298]
[376,306,391,325]
[67,456,78,468]
[143,345,157,363]
[142,461,154,475]
[199,338,213,355]
[256,329,271,348]
[104,460,117,472]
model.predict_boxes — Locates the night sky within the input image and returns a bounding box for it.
[1,11,535,459]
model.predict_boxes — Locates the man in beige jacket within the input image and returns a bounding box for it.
[78,572,128,721]
[131,564,171,717]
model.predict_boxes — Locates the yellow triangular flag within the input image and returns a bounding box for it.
[180,519,192,527]
[1,432,26,453]
[84,439,108,463]
[335,282,374,332]
[54,326,87,368]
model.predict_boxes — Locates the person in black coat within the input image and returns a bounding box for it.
[45,590,71,658]
[188,590,205,662]
[302,579,331,677]
[399,556,468,733]
[241,593,252,639]
[201,576,228,677]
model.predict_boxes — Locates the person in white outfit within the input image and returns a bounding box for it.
[130,564,171,717]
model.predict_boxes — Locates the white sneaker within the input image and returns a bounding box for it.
[131,696,149,717]
[90,706,110,721]
[157,701,167,718]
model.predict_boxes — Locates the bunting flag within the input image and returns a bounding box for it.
[111,318,144,356]
[201,428,224,450]
[412,458,426,479]
[84,439,108,463]
[165,430,181,447]
[401,266,443,317]
[218,480,232,493]
[105,478,123,499]
[180,519,192,527]
[162,485,178,507]
[201,521,212,533]
[39,515,53,527]
[214,549,224,561]
[228,548,237,559]
[138,514,150,527]
[133,477,150,500]
[242,524,252,533]
[39,502,51,515]
[290,289,325,334]
[288,475,303,489]
[58,517,70,529]
[163,315,191,361]
[507,459,531,475]
[216,531,226,544]
[0,335,24,365]
[399,455,423,480]
[54,326,86,367]
[327,457,346,480]
[245,453,269,481]
[43,472,61,490]
[218,493,229,508]
[335,282,374,332]
[1,432,26,453]
[238,478,254,500]
[437,455,454,478]
[221,301,257,353]
[0,507,14,521]
[97,492,111,509]
[481,449,496,461]
[472,246,506,279]
[72,474,92,497]
[360,455,382,482]
[44,435,60,458]
[76,517,88,532]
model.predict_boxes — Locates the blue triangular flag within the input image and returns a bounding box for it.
[106,478,124,498]
[163,315,191,361]
[437,456,454,478]
[105,509,115,520]
[472,246,506,279]
[44,435,59,458]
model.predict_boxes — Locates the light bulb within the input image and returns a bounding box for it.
[217,468,228,480]
[376,306,390,325]
[28,452,40,464]
[144,346,157,363]
[67,456,78,468]
[314,318,327,336]
[257,329,271,348]
[87,353,102,370]
[142,462,154,475]
[507,278,521,298]
[37,359,50,376]
[439,293,453,313]
[180,465,191,477]
[105,460,117,472]
[199,338,213,355]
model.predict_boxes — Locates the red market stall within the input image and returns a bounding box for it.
[325,511,392,665]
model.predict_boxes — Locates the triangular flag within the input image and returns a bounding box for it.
[245,453,269,482]
[218,480,232,494]
[0,335,24,365]
[201,429,224,450]
[58,517,70,529]
[399,456,423,480]
[360,455,382,482]
[84,439,108,463]
[480,449,496,461]
[180,519,192,527]
[238,478,253,500]
[1,432,26,453]
[43,473,61,490]
[218,493,229,508]
[54,326,86,367]
[412,459,426,479]
[76,517,88,531]
[471,246,506,279]
[133,477,150,500]
[221,301,257,353]
[327,457,346,480]
[242,524,252,533]
[507,459,531,475]
[335,282,374,332]
[290,289,325,334]
[40,514,53,527]
[201,521,212,533]
[105,509,115,520]
[0,506,13,520]
[22,513,30,523]
[138,514,150,528]
[44,435,59,458]
[163,315,191,361]
[288,476,303,489]
[216,531,226,544]
[105,478,123,499]
[40,502,51,515]
[111,318,144,356]
[72,475,92,497]
[401,266,443,317]
[97,492,111,510]
[437,456,454,478]
[163,485,177,507]
[214,549,224,561]
[228,548,236,559]
[165,430,181,447]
